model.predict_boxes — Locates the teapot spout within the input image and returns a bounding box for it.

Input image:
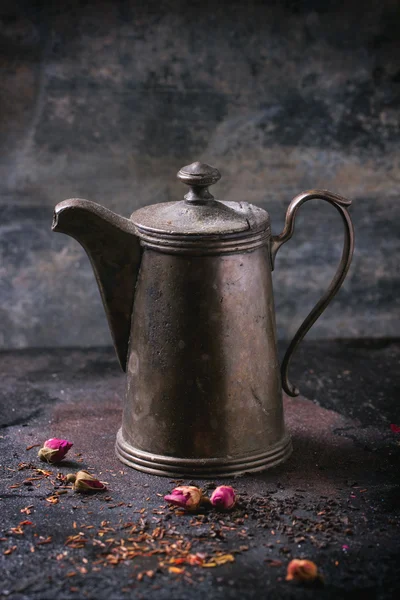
[52,198,142,371]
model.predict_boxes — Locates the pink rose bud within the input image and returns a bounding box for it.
[210,485,236,510]
[164,486,202,510]
[73,470,107,493]
[38,438,73,463]
[286,559,319,582]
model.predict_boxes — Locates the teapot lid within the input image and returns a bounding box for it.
[130,162,269,239]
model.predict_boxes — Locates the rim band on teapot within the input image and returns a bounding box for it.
[134,225,271,256]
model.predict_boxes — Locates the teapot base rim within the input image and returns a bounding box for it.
[115,429,292,478]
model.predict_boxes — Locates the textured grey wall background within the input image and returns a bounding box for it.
[0,0,399,349]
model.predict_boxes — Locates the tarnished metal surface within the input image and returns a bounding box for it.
[178,161,221,202]
[131,162,269,237]
[53,162,353,477]
[52,199,142,371]
[271,190,354,396]
[118,245,290,476]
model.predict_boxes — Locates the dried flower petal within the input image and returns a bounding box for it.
[210,485,236,510]
[390,424,400,433]
[164,486,202,510]
[168,566,185,574]
[73,471,107,493]
[38,438,73,463]
[286,559,319,582]
[38,447,58,463]
[202,553,235,567]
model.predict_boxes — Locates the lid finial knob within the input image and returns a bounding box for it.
[177,161,221,203]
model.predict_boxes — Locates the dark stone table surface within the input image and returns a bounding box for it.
[0,339,399,600]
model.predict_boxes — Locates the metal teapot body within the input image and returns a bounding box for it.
[53,162,354,477]
[120,218,288,476]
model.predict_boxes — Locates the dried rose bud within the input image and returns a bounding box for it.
[73,470,107,493]
[65,473,77,483]
[38,438,73,463]
[390,424,400,433]
[164,486,202,510]
[210,485,236,510]
[286,559,319,582]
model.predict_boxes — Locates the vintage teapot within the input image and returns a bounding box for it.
[53,162,354,477]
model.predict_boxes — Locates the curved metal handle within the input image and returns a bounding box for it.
[271,189,355,397]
